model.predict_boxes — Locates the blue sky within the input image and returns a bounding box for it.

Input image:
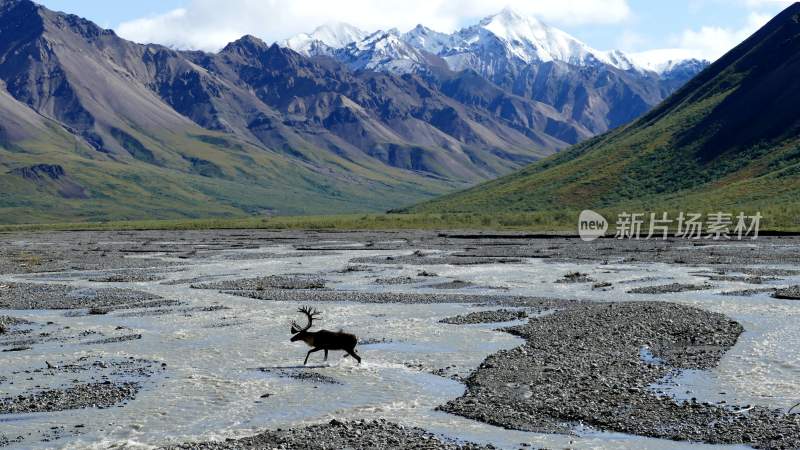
[37,0,794,61]
[571,1,780,51]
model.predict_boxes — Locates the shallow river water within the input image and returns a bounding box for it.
[1,243,798,449]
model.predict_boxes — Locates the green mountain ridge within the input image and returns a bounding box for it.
[405,3,800,220]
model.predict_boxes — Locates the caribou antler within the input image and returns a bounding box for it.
[291,306,321,334]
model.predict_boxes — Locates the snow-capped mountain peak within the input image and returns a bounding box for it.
[479,7,548,48]
[338,28,436,73]
[312,22,369,48]
[458,7,634,70]
[629,49,709,74]
[284,22,368,56]
[349,29,400,54]
[402,24,451,54]
[279,8,704,79]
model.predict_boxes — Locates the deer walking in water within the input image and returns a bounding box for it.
[290,306,361,365]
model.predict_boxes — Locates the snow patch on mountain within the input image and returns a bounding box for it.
[284,22,368,56]
[336,29,438,74]
[445,8,638,71]
[402,25,451,54]
[629,48,708,74]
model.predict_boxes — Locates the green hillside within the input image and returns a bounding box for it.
[0,123,454,224]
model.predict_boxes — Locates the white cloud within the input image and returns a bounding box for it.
[116,0,632,51]
[616,30,648,52]
[629,0,791,68]
[743,0,795,6]
[675,12,771,61]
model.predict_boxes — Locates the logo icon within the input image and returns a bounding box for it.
[578,210,608,242]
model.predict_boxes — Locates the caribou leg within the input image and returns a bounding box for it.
[324,349,329,361]
[304,348,322,365]
[346,348,361,364]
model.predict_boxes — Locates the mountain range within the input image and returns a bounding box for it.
[284,8,709,135]
[0,0,707,223]
[405,3,800,221]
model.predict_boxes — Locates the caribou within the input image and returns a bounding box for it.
[290,306,361,365]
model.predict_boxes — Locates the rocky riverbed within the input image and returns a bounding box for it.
[0,230,799,449]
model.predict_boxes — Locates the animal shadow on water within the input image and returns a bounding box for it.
[255,365,330,370]
[289,306,361,365]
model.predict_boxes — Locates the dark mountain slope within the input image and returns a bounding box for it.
[0,0,197,156]
[495,59,664,134]
[193,37,574,178]
[405,3,800,215]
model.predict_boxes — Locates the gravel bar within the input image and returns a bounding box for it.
[774,286,800,300]
[627,283,713,294]
[440,309,529,325]
[163,419,493,450]
[192,275,326,290]
[0,382,139,414]
[0,283,174,310]
[439,301,800,448]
